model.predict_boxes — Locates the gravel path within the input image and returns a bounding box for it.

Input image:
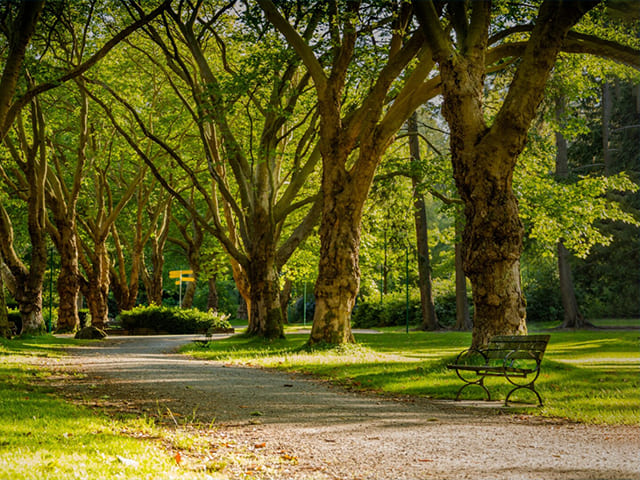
[57,334,639,480]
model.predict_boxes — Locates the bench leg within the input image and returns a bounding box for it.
[454,377,491,402]
[505,384,543,407]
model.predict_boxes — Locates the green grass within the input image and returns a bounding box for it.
[0,335,218,480]
[181,327,640,425]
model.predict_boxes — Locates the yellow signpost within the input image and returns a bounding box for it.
[169,270,195,307]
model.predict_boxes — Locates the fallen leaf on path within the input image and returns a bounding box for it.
[116,455,139,467]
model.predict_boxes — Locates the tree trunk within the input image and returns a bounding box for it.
[142,244,165,306]
[454,217,472,331]
[280,277,292,325]
[408,112,439,330]
[0,267,12,338]
[310,170,363,345]
[602,81,613,176]
[245,211,284,339]
[207,275,218,312]
[558,242,587,328]
[443,58,528,347]
[237,295,248,321]
[56,232,80,332]
[13,275,45,335]
[555,95,586,328]
[462,181,528,348]
[81,244,110,329]
[0,1,44,141]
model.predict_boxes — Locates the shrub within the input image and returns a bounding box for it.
[118,305,232,334]
[352,295,422,328]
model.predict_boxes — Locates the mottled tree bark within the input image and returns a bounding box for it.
[80,243,110,330]
[54,221,81,332]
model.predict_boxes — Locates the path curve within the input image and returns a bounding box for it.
[59,334,640,480]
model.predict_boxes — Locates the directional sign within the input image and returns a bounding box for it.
[169,270,193,279]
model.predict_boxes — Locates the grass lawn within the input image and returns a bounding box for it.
[181,325,640,426]
[0,336,219,480]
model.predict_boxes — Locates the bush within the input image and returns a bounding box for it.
[118,305,232,334]
[352,295,422,328]
[525,283,563,324]
[288,295,316,324]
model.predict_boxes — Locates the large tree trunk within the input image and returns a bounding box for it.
[245,211,284,339]
[310,169,363,345]
[0,1,44,141]
[442,57,528,347]
[55,229,80,332]
[81,244,110,329]
[461,173,528,346]
[408,112,439,331]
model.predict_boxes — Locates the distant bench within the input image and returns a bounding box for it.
[446,335,550,406]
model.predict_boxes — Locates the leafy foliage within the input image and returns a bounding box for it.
[118,305,232,334]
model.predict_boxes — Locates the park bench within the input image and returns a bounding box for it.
[447,334,550,406]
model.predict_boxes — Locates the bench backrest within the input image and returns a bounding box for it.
[484,335,550,361]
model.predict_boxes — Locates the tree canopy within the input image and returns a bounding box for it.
[0,0,638,345]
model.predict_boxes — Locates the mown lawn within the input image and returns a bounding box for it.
[0,336,216,480]
[181,326,640,425]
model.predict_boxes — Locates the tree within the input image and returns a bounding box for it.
[74,121,145,329]
[44,83,88,332]
[90,3,323,338]
[554,94,587,328]
[408,112,439,330]
[0,93,49,334]
[260,0,442,344]
[412,0,639,346]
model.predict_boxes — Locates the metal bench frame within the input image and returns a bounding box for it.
[447,335,550,406]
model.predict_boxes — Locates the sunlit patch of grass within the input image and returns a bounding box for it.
[0,336,219,480]
[182,329,640,425]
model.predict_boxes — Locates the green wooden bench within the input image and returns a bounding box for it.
[447,334,550,406]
